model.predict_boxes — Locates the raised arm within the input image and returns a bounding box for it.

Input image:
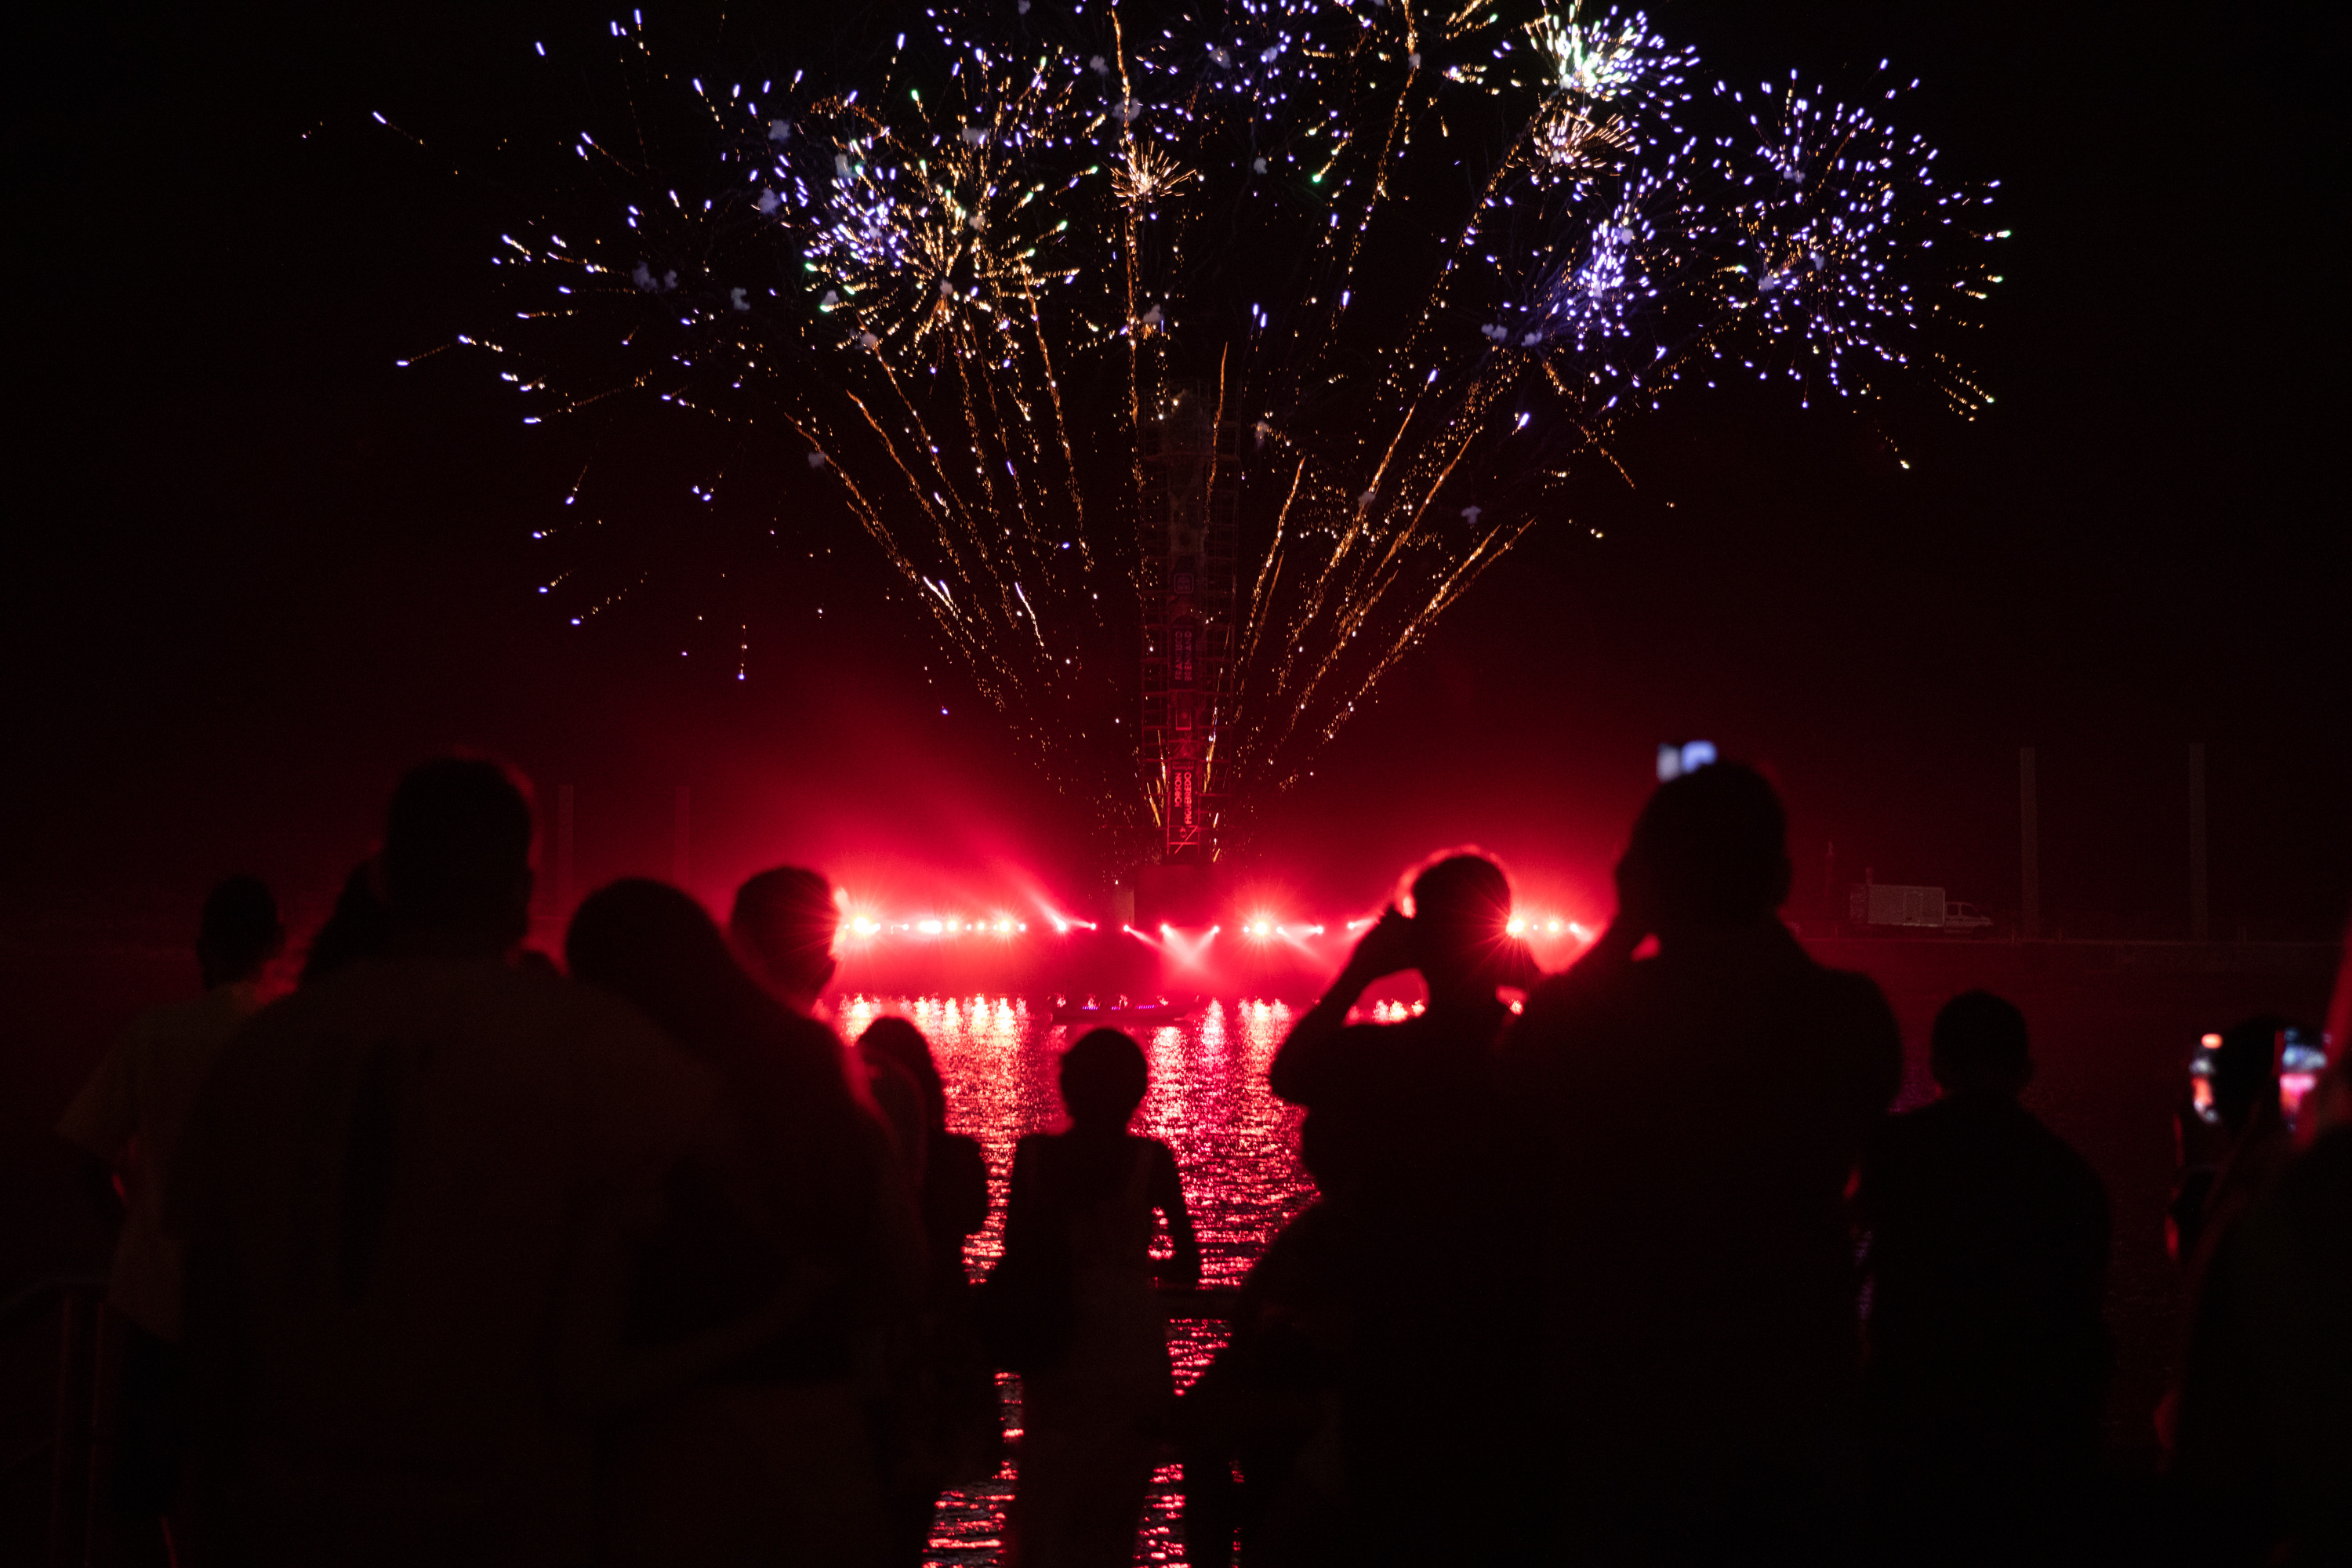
[1268,907,1416,1105]
[1148,1141,1201,1290]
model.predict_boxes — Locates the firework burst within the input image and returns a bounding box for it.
[454,3,2002,866]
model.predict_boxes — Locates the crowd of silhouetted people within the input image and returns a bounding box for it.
[51,756,2351,1566]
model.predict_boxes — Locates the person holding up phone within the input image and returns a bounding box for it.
[1266,851,1541,1564]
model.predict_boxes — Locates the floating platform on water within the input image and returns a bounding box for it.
[1047,993,1203,1028]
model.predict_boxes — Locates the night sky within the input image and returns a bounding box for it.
[7,0,2344,946]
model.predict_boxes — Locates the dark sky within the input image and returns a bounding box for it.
[6,0,2344,945]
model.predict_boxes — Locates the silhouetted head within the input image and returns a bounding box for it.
[731,866,839,1011]
[1060,1028,1148,1132]
[300,861,392,988]
[2207,1014,2286,1133]
[1620,762,1791,933]
[572,877,877,1262]
[382,757,535,950]
[1403,852,1518,1000]
[568,879,756,1058]
[197,874,283,990]
[859,1016,947,1131]
[1931,990,2034,1098]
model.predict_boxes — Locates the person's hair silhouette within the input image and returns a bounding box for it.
[567,878,866,1153]
[730,866,839,1012]
[860,1015,949,1133]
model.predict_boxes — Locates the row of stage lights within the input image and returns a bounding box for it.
[839,915,1076,939]
[837,912,1595,944]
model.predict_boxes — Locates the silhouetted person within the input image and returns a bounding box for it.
[858,1015,999,1565]
[1264,851,1538,1562]
[1177,1143,1354,1568]
[731,866,839,1014]
[1855,990,2111,1564]
[2169,1036,2352,1565]
[2169,1015,2292,1274]
[165,759,721,1567]
[567,878,923,1567]
[858,1016,990,1284]
[2166,931,2352,1566]
[1503,762,1902,1566]
[863,1045,932,1192]
[56,873,284,1541]
[301,859,392,987]
[1005,1029,1198,1568]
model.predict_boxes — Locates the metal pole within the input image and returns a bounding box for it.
[2020,746,2041,940]
[2189,743,2209,942]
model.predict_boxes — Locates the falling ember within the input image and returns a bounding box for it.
[463,2,2002,866]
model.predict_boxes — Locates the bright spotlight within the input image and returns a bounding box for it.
[918,919,942,935]
[1547,918,1562,934]
[996,920,1012,935]
[1250,919,1272,938]
[1506,915,1526,936]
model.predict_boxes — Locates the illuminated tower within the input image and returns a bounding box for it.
[1138,390,1240,863]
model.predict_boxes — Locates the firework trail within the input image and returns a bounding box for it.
[457,2,2002,862]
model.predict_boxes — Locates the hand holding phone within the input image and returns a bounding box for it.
[1343,906,1417,985]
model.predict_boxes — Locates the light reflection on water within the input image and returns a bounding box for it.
[829,996,1317,1565]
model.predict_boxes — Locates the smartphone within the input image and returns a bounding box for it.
[2188,1033,2225,1125]
[2278,1025,2330,1132]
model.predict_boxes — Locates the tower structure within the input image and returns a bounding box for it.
[1137,390,1240,863]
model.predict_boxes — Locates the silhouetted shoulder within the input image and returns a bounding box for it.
[1269,1020,1390,1105]
[1504,964,1621,1065]
[167,956,717,1246]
